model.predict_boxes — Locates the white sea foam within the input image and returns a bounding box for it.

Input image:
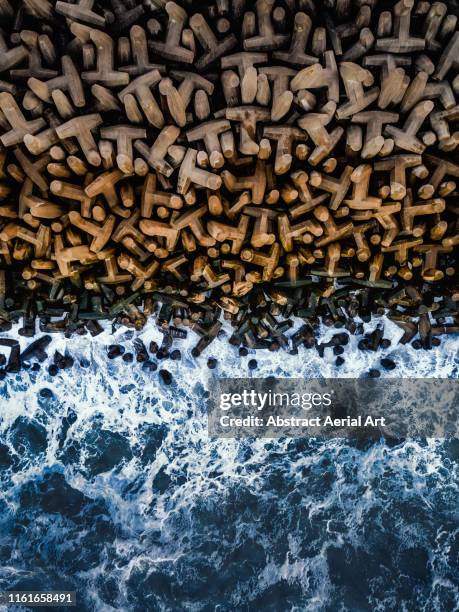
[0,316,457,610]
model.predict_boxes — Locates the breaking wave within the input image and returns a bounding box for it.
[0,316,457,611]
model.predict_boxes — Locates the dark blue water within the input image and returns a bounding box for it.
[0,321,457,611]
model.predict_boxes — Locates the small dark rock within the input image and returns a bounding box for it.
[31,363,41,372]
[86,320,103,337]
[333,345,344,356]
[432,337,441,347]
[412,340,422,350]
[133,339,149,362]
[317,343,325,358]
[358,339,369,351]
[79,358,90,368]
[304,337,315,349]
[332,333,349,346]
[380,339,391,349]
[53,351,66,368]
[381,358,396,370]
[19,324,34,340]
[335,356,345,367]
[239,347,248,357]
[368,369,380,378]
[107,344,124,359]
[159,369,172,385]
[248,359,258,370]
[170,349,181,360]
[62,355,74,369]
[48,364,58,377]
[156,349,169,360]
[122,352,134,363]
[345,320,357,334]
[149,341,159,354]
[207,358,217,369]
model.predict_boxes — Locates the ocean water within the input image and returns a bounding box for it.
[0,317,457,611]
